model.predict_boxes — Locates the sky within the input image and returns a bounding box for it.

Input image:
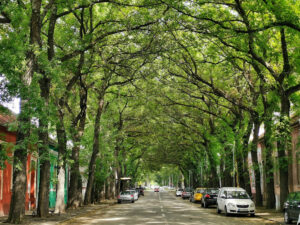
[2,98,20,114]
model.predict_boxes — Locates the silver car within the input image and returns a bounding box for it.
[117,191,135,203]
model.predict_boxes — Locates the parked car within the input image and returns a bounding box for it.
[176,188,183,197]
[182,187,193,199]
[117,191,135,203]
[190,187,206,203]
[201,188,219,208]
[284,191,300,224]
[217,187,255,217]
[127,189,139,201]
[154,187,160,192]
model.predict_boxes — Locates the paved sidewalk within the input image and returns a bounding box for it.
[0,199,116,225]
[255,207,284,224]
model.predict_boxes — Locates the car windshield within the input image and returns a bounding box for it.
[178,189,183,191]
[197,189,205,193]
[121,191,131,195]
[226,191,250,199]
[206,189,218,194]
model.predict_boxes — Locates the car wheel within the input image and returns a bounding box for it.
[117,200,121,204]
[131,200,135,203]
[250,213,255,217]
[225,206,229,216]
[217,205,221,214]
[284,211,292,224]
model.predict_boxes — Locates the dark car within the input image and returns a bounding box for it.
[201,188,219,208]
[182,187,193,199]
[136,187,144,196]
[284,191,300,224]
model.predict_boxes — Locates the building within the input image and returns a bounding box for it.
[0,108,68,215]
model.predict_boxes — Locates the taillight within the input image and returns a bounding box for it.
[205,194,210,198]
[131,195,134,197]
[117,195,120,198]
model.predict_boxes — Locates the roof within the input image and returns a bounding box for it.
[0,107,16,126]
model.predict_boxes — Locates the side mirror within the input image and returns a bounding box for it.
[221,194,226,199]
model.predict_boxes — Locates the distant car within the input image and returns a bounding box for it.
[201,188,219,208]
[217,187,255,217]
[190,187,206,203]
[176,188,183,197]
[154,187,160,192]
[182,187,193,199]
[284,191,300,224]
[117,191,135,203]
[127,189,139,201]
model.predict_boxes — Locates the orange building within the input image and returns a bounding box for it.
[0,112,37,216]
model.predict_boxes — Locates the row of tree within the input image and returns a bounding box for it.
[0,0,299,223]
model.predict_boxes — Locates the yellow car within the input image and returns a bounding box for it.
[190,188,206,203]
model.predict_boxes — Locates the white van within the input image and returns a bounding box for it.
[217,187,255,217]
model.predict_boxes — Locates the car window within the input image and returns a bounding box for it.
[206,189,218,194]
[197,189,205,193]
[121,191,131,195]
[226,191,250,199]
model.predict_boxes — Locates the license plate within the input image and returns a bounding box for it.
[238,209,248,212]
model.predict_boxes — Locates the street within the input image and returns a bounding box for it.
[60,190,279,225]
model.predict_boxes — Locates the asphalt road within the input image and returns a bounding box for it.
[60,190,279,225]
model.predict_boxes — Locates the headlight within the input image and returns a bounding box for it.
[228,203,235,207]
[250,203,255,207]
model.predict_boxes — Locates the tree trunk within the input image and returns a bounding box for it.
[84,98,105,205]
[264,117,276,208]
[242,118,253,195]
[37,76,51,217]
[7,106,29,223]
[250,116,263,206]
[278,95,291,209]
[68,145,81,208]
[54,108,67,213]
[8,0,42,222]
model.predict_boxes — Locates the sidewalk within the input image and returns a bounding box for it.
[0,199,116,225]
[255,207,284,224]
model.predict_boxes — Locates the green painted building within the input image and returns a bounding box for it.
[37,143,68,209]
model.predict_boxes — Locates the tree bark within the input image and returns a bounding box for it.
[67,53,87,209]
[84,97,105,205]
[264,116,276,208]
[278,94,291,209]
[37,75,51,217]
[7,106,30,223]
[7,0,42,222]
[250,116,263,206]
[54,107,67,213]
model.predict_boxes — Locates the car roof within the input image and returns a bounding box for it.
[219,187,246,191]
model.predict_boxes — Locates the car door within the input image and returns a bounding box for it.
[218,190,226,210]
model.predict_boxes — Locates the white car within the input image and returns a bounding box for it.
[127,189,139,201]
[217,187,255,217]
[176,188,183,197]
[117,191,135,203]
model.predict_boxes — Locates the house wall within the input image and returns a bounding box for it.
[249,120,300,210]
[0,125,15,216]
[0,125,37,216]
